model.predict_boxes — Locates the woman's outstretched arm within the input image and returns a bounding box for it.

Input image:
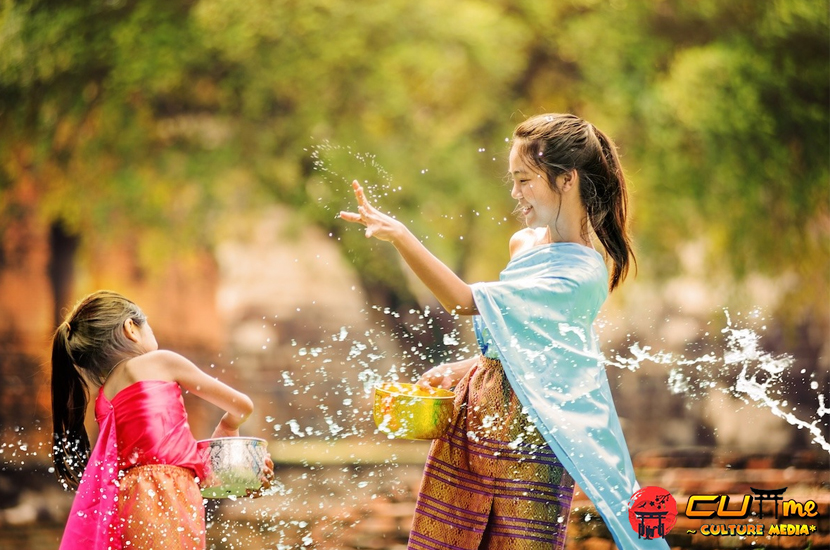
[340,180,477,315]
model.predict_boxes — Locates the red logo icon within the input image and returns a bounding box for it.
[628,486,678,540]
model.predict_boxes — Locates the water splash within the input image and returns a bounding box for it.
[1,303,827,546]
[605,310,829,452]
[308,141,512,231]
[306,141,400,216]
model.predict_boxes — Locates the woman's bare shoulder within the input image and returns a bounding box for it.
[509,227,550,258]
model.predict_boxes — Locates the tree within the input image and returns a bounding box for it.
[551,0,829,319]
[2,0,827,335]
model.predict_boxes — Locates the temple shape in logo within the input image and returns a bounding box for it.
[634,510,670,539]
[750,487,788,519]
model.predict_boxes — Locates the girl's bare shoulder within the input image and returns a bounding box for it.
[102,351,177,399]
[122,350,187,381]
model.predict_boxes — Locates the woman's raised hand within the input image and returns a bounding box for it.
[340,180,477,314]
[339,180,404,242]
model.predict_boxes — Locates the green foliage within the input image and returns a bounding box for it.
[0,0,827,319]
[551,0,828,318]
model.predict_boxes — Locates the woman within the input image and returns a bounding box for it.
[340,113,668,549]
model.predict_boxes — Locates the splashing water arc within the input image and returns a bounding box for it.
[607,310,830,453]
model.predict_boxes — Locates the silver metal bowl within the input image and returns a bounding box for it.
[196,437,268,498]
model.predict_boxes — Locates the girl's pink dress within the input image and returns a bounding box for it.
[60,380,207,550]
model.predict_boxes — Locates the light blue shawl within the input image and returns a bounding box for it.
[471,242,669,550]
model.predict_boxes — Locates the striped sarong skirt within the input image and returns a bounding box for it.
[408,356,574,550]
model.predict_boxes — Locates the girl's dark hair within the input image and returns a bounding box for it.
[51,290,146,489]
[513,113,636,291]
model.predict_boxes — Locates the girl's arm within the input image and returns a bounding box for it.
[154,350,254,437]
[340,181,477,315]
[150,350,274,492]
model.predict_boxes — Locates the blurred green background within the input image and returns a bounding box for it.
[2,0,827,316]
[0,1,828,548]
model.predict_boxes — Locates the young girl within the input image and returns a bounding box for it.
[341,114,669,549]
[52,290,273,550]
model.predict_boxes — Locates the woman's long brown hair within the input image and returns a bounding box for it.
[513,113,635,291]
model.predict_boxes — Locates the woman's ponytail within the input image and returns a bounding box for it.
[588,125,636,291]
[51,322,91,489]
[513,114,636,292]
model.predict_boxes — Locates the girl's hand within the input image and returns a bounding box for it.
[210,414,240,439]
[246,455,275,498]
[339,181,405,242]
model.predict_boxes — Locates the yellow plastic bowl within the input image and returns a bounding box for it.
[373,382,455,440]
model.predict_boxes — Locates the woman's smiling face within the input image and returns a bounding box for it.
[508,142,561,229]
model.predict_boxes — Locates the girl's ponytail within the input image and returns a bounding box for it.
[588,125,635,291]
[49,290,148,489]
[51,322,91,489]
